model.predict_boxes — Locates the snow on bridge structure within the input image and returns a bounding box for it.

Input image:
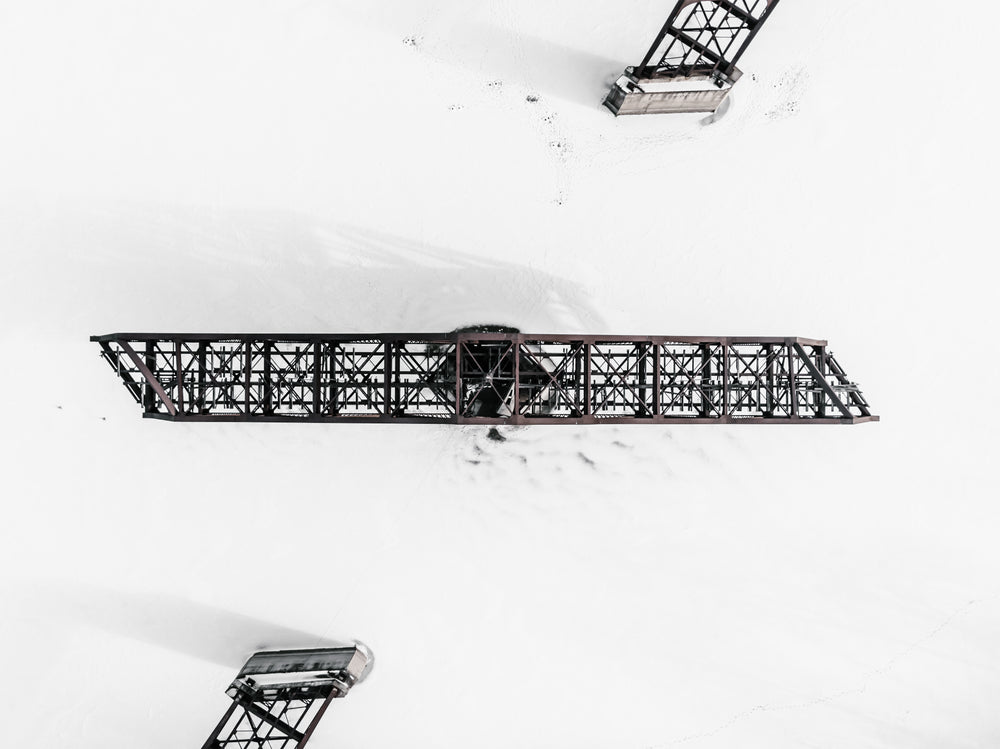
[605,0,782,115]
[92,331,877,424]
[202,645,372,749]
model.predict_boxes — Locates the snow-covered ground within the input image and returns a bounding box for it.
[2,2,999,747]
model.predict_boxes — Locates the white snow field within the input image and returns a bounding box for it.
[1,1,999,747]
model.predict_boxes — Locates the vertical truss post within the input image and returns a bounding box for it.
[242,341,250,416]
[383,341,392,417]
[263,341,274,415]
[814,345,827,418]
[722,340,731,420]
[453,339,462,424]
[393,341,401,417]
[786,340,798,418]
[637,343,648,417]
[698,343,711,418]
[764,343,775,417]
[197,341,207,414]
[512,334,522,425]
[652,342,661,416]
[329,343,339,416]
[144,340,156,413]
[174,339,184,414]
[584,341,592,417]
[312,341,321,416]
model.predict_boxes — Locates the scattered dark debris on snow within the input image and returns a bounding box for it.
[402,36,419,48]
[548,140,569,158]
[577,451,596,467]
[526,94,540,103]
[766,99,800,119]
[487,80,503,90]
[487,427,506,443]
[765,68,808,121]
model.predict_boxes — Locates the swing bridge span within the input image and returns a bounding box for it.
[92,331,877,425]
[202,646,372,749]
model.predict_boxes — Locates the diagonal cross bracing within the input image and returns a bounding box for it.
[92,332,877,424]
[636,0,781,83]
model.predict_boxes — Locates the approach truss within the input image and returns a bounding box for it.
[636,0,781,84]
[202,647,371,749]
[92,332,877,424]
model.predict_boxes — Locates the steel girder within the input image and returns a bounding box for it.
[92,332,877,424]
[636,0,781,84]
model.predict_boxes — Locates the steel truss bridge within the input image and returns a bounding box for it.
[604,1,782,115]
[203,647,370,749]
[636,0,781,85]
[92,332,877,424]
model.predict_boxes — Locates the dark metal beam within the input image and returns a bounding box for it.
[238,699,306,742]
[297,691,339,749]
[786,342,798,418]
[712,0,758,29]
[115,340,178,416]
[792,343,853,419]
[312,341,322,416]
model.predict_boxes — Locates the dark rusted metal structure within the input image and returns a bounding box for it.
[636,0,780,83]
[605,0,782,115]
[92,332,877,424]
[202,646,372,749]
